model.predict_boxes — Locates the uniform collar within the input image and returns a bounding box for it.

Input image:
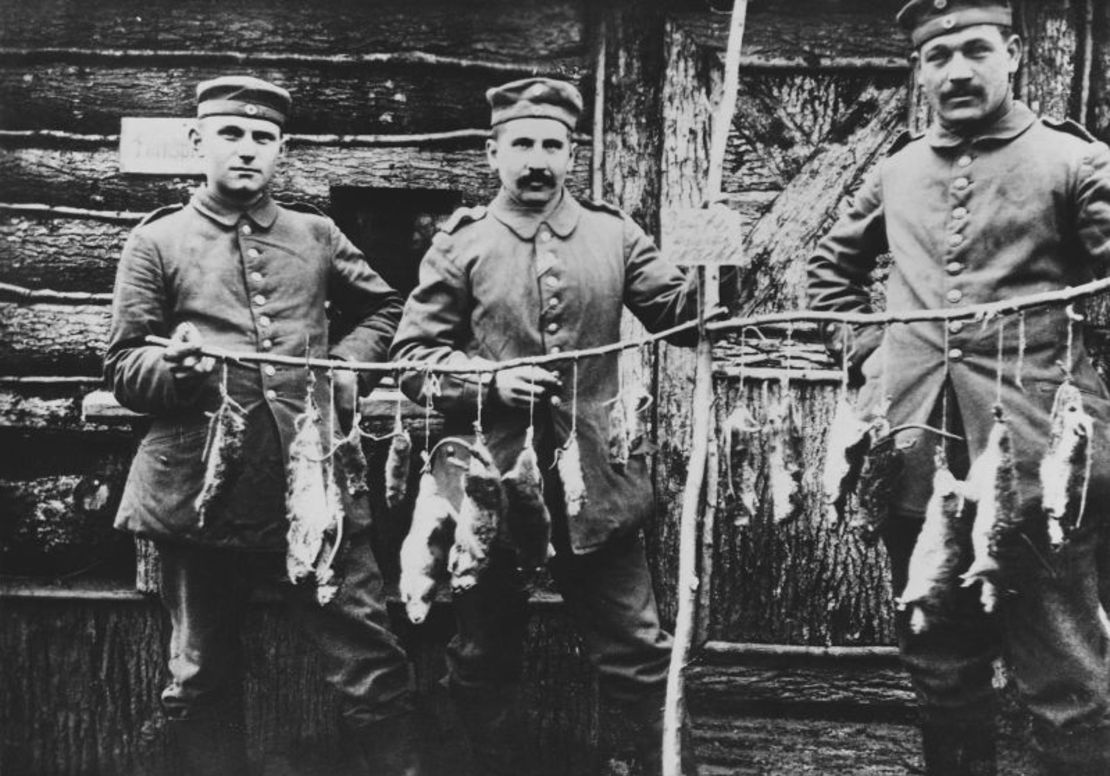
[191,187,279,229]
[925,101,1037,148]
[489,188,581,240]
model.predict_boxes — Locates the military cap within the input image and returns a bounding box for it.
[896,0,1012,47]
[486,77,583,130]
[196,75,292,128]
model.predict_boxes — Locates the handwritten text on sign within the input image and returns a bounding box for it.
[119,117,203,175]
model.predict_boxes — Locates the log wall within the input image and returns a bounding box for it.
[6,0,1110,773]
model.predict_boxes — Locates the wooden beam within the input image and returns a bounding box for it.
[0,63,590,134]
[0,0,587,63]
[0,140,594,212]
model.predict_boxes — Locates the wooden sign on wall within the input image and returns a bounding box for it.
[119,117,202,175]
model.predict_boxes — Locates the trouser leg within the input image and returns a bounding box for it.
[549,531,694,776]
[882,515,1000,776]
[286,517,420,774]
[1000,528,1110,775]
[445,547,531,776]
[157,540,251,776]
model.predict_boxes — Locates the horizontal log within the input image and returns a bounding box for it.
[0,139,594,211]
[0,379,113,431]
[686,660,914,723]
[0,0,586,62]
[0,302,109,375]
[79,387,431,426]
[674,1,911,64]
[0,61,589,134]
[689,713,1037,776]
[0,211,128,292]
[0,472,132,578]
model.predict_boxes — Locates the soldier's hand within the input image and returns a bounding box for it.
[163,322,216,378]
[333,369,358,434]
[492,365,562,408]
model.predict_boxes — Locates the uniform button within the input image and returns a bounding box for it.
[949,233,964,247]
[549,396,562,408]
[952,207,968,220]
[948,348,963,361]
[946,289,963,304]
[546,321,559,334]
[550,345,562,354]
[954,177,970,190]
[957,155,972,168]
[261,339,273,350]
[264,365,276,376]
[240,224,252,235]
[946,261,965,274]
[247,248,260,258]
[253,294,266,306]
[548,296,560,308]
[948,320,964,334]
[265,389,277,401]
[259,315,272,327]
[544,275,559,288]
[250,271,263,282]
[539,230,552,242]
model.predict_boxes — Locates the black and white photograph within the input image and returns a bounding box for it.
[4,1,1110,774]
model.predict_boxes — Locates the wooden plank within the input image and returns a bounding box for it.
[0,139,594,211]
[0,211,128,292]
[0,0,587,63]
[0,62,589,134]
[705,377,896,646]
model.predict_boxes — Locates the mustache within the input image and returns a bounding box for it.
[518,169,556,187]
[941,86,982,100]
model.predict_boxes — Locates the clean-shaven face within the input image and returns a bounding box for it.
[191,115,284,201]
[916,24,1022,133]
[486,117,575,208]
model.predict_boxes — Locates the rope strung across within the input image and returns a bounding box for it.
[141,275,1110,375]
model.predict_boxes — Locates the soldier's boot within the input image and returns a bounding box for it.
[450,684,528,776]
[165,703,249,776]
[921,722,997,776]
[624,693,700,776]
[344,711,425,776]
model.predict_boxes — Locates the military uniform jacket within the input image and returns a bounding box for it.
[807,101,1110,517]
[105,188,403,548]
[390,189,698,553]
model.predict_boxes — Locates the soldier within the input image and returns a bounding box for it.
[807,2,1110,774]
[390,77,703,775]
[104,76,422,775]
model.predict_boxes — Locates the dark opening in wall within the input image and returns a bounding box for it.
[329,187,463,300]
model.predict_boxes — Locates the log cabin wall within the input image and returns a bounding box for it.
[0,2,611,774]
[3,0,1110,774]
[649,1,1110,773]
